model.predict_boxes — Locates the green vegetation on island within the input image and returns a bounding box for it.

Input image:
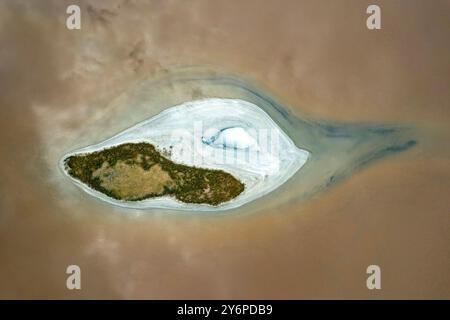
[64,142,245,206]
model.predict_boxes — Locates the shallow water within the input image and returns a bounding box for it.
[0,0,449,299]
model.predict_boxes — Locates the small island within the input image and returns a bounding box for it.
[60,98,310,211]
[64,142,245,206]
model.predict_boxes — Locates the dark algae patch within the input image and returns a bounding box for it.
[64,142,245,206]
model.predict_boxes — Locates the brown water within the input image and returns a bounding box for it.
[0,0,449,299]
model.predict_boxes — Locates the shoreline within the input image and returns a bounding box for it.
[59,98,310,212]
